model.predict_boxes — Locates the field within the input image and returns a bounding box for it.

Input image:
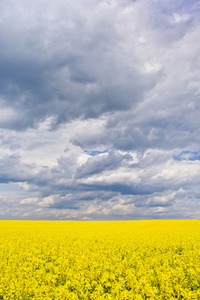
[0,220,200,299]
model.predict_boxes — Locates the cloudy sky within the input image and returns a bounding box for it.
[0,0,199,220]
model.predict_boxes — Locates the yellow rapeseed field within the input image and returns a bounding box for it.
[0,220,200,299]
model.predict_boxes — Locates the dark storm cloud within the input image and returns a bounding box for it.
[70,87,200,152]
[0,0,153,130]
[78,182,164,196]
[0,155,33,183]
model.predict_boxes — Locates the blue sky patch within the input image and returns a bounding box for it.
[173,150,200,161]
[84,150,109,156]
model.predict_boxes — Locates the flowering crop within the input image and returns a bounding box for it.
[0,220,200,299]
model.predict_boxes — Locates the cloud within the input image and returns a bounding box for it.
[76,150,133,178]
[0,0,199,220]
[0,0,156,130]
[133,189,184,208]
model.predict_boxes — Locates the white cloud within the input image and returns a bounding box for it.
[171,13,191,24]
[20,197,39,205]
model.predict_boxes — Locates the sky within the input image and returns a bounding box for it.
[0,0,199,220]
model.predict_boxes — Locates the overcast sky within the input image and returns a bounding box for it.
[0,0,199,220]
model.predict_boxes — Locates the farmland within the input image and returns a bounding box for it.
[0,220,200,299]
